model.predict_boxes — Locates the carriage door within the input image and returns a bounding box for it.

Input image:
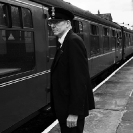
[46,24,57,104]
[115,30,122,62]
[44,7,57,104]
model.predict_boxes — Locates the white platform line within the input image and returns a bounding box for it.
[42,56,133,133]
[42,119,58,133]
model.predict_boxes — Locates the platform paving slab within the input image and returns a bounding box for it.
[108,65,133,83]
[94,82,133,110]
[117,67,133,74]
[108,73,133,83]
[48,123,60,133]
[116,90,133,133]
[84,109,124,133]
[117,121,133,133]
[124,60,133,67]
[125,97,133,110]
[121,110,133,121]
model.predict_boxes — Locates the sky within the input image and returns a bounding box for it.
[64,0,133,28]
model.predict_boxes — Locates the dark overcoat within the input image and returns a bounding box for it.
[50,30,95,123]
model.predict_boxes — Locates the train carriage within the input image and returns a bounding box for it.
[121,27,133,59]
[0,0,49,132]
[0,0,133,132]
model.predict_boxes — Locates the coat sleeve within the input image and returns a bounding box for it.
[68,36,88,115]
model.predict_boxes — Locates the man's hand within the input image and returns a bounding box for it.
[66,114,78,128]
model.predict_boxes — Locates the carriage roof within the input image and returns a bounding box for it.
[30,0,120,28]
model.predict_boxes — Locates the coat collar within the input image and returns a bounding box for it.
[51,30,73,71]
[58,28,70,48]
[64,29,73,41]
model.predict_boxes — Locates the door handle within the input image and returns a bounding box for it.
[46,86,50,92]
[47,55,50,62]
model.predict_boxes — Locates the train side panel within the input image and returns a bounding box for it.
[74,17,122,78]
[0,0,49,132]
[124,32,133,58]
[85,23,117,78]
[121,27,133,59]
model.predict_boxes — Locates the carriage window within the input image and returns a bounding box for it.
[90,24,100,56]
[112,30,116,37]
[79,21,83,33]
[129,34,131,45]
[131,35,133,46]
[119,31,122,38]
[0,3,7,26]
[22,8,33,28]
[129,34,130,39]
[0,30,35,77]
[47,24,56,56]
[103,27,109,36]
[124,33,126,37]
[72,20,84,40]
[11,6,21,27]
[126,33,128,38]
[103,27,109,53]
[90,24,99,35]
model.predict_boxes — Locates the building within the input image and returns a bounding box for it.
[96,10,113,21]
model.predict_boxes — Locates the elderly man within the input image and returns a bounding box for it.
[48,7,95,133]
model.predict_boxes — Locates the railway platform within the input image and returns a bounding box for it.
[43,57,133,133]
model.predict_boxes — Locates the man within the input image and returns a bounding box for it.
[48,7,95,133]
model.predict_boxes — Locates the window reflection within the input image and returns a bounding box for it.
[0,30,35,77]
[0,3,7,26]
[90,24,100,56]
[11,6,21,27]
[22,8,33,28]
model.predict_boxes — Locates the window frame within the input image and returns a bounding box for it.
[10,5,22,28]
[103,27,109,36]
[0,2,35,78]
[72,19,84,40]
[90,24,99,36]
[22,7,33,29]
[111,29,116,37]
[0,2,8,27]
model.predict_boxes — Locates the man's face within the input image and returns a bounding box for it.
[48,20,68,38]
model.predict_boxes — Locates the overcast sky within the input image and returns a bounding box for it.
[64,0,133,27]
